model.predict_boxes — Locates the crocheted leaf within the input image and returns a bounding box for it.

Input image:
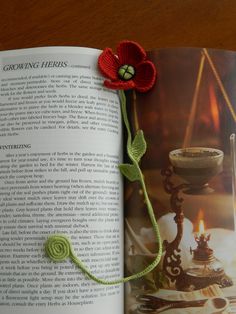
[119,163,140,182]
[130,130,147,162]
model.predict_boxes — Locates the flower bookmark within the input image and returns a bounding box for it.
[45,41,163,285]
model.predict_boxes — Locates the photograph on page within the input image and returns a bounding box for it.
[124,48,236,314]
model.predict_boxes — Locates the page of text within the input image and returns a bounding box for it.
[0,47,123,314]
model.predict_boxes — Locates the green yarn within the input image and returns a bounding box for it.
[45,90,163,285]
[45,235,71,262]
[118,65,135,80]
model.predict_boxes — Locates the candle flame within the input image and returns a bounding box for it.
[199,219,205,235]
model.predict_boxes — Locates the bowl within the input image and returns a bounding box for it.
[169,147,224,194]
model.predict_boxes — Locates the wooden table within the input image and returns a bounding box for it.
[1,0,236,52]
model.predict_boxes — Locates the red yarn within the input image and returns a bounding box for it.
[98,40,157,92]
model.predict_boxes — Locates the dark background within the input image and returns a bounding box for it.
[125,48,236,231]
[1,0,236,52]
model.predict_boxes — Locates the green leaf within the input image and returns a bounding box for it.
[129,130,147,162]
[119,163,140,182]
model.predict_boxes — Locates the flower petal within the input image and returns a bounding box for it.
[117,41,146,66]
[98,48,120,80]
[133,61,157,92]
[104,79,135,90]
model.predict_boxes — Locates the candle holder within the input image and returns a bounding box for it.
[161,147,233,291]
[176,230,233,291]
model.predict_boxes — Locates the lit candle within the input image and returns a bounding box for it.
[195,218,211,249]
[199,219,205,236]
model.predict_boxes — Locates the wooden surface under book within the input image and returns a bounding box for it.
[0,0,236,51]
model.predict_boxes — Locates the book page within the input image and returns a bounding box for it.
[124,48,236,314]
[0,47,123,314]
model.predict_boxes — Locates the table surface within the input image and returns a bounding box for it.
[1,0,236,52]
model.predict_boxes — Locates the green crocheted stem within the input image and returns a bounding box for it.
[119,89,163,272]
[45,90,162,285]
[45,235,71,262]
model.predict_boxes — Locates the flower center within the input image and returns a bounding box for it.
[118,65,135,81]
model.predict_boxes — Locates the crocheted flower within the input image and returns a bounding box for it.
[98,40,156,92]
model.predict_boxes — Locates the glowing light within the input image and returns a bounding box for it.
[209,83,220,132]
[199,219,205,235]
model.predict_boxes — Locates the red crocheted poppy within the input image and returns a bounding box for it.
[98,41,157,92]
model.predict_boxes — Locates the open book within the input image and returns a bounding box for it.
[0,46,235,314]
